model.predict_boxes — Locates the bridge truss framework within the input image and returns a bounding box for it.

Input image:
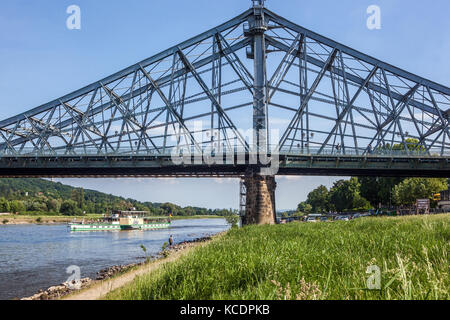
[1,2,449,179]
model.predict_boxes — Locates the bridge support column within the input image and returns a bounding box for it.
[243,175,276,225]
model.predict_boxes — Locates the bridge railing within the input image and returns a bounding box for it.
[0,146,448,158]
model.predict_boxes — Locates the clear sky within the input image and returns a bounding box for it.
[0,0,449,210]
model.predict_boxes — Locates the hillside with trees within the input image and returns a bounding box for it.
[0,178,233,217]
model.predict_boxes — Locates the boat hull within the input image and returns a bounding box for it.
[69,223,170,232]
[120,223,171,231]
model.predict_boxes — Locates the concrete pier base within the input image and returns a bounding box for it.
[242,175,276,225]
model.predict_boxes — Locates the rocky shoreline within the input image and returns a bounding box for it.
[20,236,213,300]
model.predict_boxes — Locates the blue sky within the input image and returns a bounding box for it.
[0,0,449,210]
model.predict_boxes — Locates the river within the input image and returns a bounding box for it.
[0,218,229,300]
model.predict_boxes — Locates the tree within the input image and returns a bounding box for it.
[297,202,312,215]
[46,198,62,213]
[0,197,10,213]
[358,177,404,208]
[329,178,371,212]
[26,200,48,212]
[60,200,83,216]
[305,185,330,213]
[392,178,447,206]
[9,200,26,213]
[224,211,239,228]
[392,138,425,153]
[71,188,84,209]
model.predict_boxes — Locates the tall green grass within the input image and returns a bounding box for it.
[107,215,449,300]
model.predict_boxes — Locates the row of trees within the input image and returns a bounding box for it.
[297,177,448,215]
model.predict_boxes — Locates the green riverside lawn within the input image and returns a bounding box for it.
[107,214,449,300]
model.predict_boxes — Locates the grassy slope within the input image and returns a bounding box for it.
[107,215,449,300]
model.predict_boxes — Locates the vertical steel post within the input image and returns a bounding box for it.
[243,1,276,226]
[250,0,268,153]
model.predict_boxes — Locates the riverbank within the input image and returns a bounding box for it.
[20,236,218,300]
[0,214,222,225]
[105,214,449,300]
[60,235,220,300]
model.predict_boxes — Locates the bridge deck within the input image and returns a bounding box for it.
[0,153,448,178]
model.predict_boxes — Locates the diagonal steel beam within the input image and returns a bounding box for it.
[265,36,441,116]
[318,65,378,155]
[139,66,202,154]
[215,32,254,94]
[267,33,304,102]
[176,48,250,151]
[370,84,420,152]
[278,48,338,150]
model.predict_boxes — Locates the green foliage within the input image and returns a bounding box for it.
[161,242,170,258]
[107,215,450,300]
[224,212,239,228]
[358,177,404,207]
[0,197,10,212]
[297,202,312,215]
[60,200,83,216]
[305,185,330,213]
[9,200,26,213]
[329,178,371,212]
[71,188,84,209]
[392,178,448,206]
[140,244,151,263]
[392,138,425,152]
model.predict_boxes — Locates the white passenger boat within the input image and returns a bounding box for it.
[69,210,171,232]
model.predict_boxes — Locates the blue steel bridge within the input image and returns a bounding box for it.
[0,1,449,223]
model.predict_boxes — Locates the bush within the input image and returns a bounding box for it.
[60,200,83,216]
[224,213,239,228]
[0,197,10,213]
[9,200,26,213]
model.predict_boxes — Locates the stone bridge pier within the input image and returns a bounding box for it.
[242,174,277,225]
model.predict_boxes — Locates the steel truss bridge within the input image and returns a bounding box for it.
[1,1,450,178]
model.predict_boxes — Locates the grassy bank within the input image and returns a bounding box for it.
[107,214,449,300]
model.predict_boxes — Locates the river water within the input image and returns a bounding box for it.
[0,218,229,300]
